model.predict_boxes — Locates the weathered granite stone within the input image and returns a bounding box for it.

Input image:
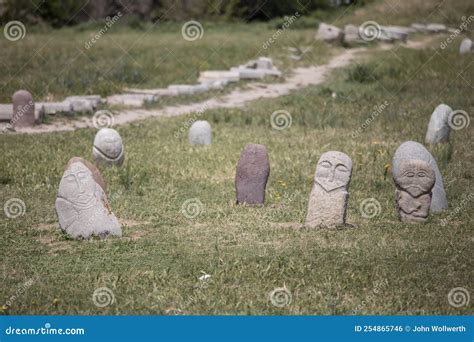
[305,151,352,228]
[0,104,12,121]
[235,144,270,205]
[65,95,102,109]
[425,104,452,144]
[426,23,447,33]
[343,24,365,44]
[55,157,121,239]
[37,102,73,116]
[380,26,409,43]
[392,141,448,212]
[12,90,35,128]
[198,71,240,83]
[107,94,156,107]
[411,23,428,33]
[316,23,343,43]
[393,160,435,223]
[459,38,472,54]
[70,99,94,114]
[188,120,212,145]
[93,128,124,166]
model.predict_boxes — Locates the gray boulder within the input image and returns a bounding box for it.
[425,104,452,144]
[93,128,125,166]
[188,120,212,145]
[316,23,343,43]
[459,38,472,54]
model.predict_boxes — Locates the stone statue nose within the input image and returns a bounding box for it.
[328,169,336,182]
[75,177,85,193]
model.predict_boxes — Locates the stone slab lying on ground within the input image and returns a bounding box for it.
[198,70,240,83]
[411,23,428,32]
[107,94,156,107]
[0,104,12,121]
[316,23,343,43]
[168,84,210,96]
[392,141,448,212]
[343,24,366,44]
[37,102,74,116]
[425,104,452,144]
[425,23,447,33]
[381,26,410,42]
[65,95,103,109]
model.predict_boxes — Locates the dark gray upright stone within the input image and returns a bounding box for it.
[235,144,270,205]
[392,141,448,212]
[12,90,35,128]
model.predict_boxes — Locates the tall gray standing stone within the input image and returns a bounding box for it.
[55,157,121,239]
[235,144,270,205]
[425,104,452,144]
[189,120,212,145]
[12,90,35,128]
[459,38,472,54]
[305,151,352,228]
[93,128,125,166]
[392,141,448,212]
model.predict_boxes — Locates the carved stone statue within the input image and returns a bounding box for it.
[305,151,352,228]
[93,128,124,166]
[393,159,435,223]
[55,157,122,239]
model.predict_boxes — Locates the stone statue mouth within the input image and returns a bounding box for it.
[404,184,428,197]
[71,194,96,208]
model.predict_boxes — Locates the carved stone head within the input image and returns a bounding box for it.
[58,162,98,209]
[315,151,352,192]
[93,128,123,160]
[394,160,435,197]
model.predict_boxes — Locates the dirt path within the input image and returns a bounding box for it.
[5,36,438,134]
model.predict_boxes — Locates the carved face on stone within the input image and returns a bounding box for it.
[94,128,123,159]
[315,151,352,192]
[58,162,97,208]
[395,160,435,197]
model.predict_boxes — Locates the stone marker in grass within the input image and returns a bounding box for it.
[392,141,448,212]
[316,23,343,43]
[12,90,35,128]
[55,157,121,239]
[189,120,212,145]
[425,104,452,144]
[305,151,352,228]
[93,128,124,166]
[235,144,270,205]
[393,159,435,223]
[459,38,472,54]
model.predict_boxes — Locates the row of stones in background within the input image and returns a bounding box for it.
[317,21,474,52]
[0,57,281,125]
[55,138,449,239]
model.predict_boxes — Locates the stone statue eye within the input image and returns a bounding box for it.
[77,171,88,179]
[319,161,332,168]
[336,165,348,172]
[417,171,428,177]
[65,175,75,182]
[404,171,415,177]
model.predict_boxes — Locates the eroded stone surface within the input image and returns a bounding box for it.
[12,90,35,128]
[93,128,124,166]
[425,104,452,144]
[392,141,448,212]
[393,159,435,223]
[316,23,343,43]
[305,151,352,228]
[55,158,121,239]
[235,144,270,205]
[460,38,472,54]
[189,120,212,145]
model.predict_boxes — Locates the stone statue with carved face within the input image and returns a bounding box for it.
[393,159,435,223]
[93,128,124,166]
[55,158,122,239]
[305,151,353,228]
